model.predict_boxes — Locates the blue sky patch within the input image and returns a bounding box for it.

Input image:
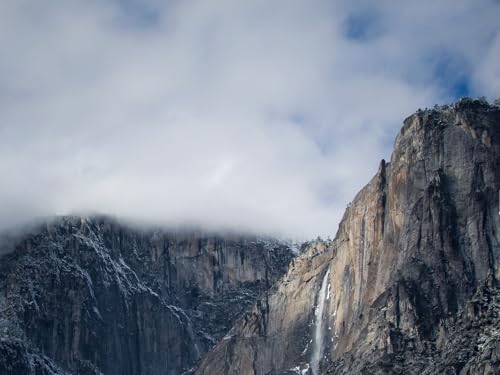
[114,0,161,29]
[429,50,471,99]
[451,78,470,98]
[343,10,383,42]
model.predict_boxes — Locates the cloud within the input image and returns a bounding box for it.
[0,0,499,238]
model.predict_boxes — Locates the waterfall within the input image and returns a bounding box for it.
[311,267,330,375]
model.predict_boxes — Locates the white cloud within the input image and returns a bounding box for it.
[0,0,499,238]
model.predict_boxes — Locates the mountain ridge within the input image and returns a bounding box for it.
[0,97,499,374]
[192,97,500,374]
[0,215,296,374]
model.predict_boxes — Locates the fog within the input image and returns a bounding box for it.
[1,0,499,238]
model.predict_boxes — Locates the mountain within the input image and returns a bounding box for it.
[0,216,296,374]
[1,97,499,375]
[192,98,500,374]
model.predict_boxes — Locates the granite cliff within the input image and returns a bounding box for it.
[0,98,499,375]
[193,98,500,374]
[0,217,295,374]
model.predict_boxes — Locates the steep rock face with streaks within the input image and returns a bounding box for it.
[0,217,295,375]
[193,98,500,375]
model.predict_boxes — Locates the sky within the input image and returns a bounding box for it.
[0,0,499,238]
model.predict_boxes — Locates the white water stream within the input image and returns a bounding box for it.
[311,267,330,375]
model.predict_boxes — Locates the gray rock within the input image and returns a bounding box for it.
[0,216,295,374]
[193,98,500,375]
[1,98,498,375]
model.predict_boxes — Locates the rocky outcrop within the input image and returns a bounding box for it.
[193,98,500,374]
[0,216,295,375]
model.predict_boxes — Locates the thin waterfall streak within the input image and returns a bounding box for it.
[311,267,330,375]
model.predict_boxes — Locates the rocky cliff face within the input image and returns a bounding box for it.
[193,98,500,375]
[1,98,498,375]
[0,216,295,374]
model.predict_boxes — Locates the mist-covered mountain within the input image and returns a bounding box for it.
[1,97,499,374]
[0,216,296,374]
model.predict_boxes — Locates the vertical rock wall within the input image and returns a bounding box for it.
[0,217,294,374]
[193,98,500,375]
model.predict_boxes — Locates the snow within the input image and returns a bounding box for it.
[289,363,310,375]
[301,341,310,355]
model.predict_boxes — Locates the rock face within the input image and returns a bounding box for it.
[0,217,295,375]
[1,98,498,375]
[193,98,500,374]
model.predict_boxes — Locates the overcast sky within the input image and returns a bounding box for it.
[0,0,499,238]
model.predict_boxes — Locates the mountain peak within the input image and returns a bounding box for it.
[193,99,500,374]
